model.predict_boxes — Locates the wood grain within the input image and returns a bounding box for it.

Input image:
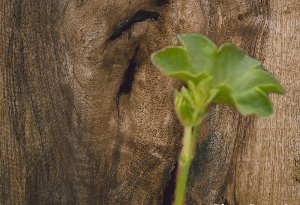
[0,0,299,204]
[1,1,75,204]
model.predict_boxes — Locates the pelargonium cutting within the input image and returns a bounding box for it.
[151,33,284,205]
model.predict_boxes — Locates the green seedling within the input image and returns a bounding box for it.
[151,33,284,205]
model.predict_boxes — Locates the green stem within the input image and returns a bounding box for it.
[173,125,200,205]
[192,125,199,145]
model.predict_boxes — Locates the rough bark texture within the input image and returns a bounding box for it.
[0,0,299,204]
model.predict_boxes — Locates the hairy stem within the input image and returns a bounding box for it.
[174,124,200,205]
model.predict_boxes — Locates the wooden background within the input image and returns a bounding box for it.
[1,0,299,204]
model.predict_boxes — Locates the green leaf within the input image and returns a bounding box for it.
[174,81,209,126]
[151,33,284,117]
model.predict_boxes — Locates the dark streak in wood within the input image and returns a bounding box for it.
[109,10,160,41]
[162,161,177,205]
[155,0,169,7]
[118,46,139,96]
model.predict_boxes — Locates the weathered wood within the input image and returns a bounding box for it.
[0,0,299,204]
[1,1,75,204]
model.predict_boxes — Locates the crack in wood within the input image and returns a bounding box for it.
[117,46,139,97]
[163,161,177,205]
[155,0,169,7]
[109,10,159,41]
[295,157,300,183]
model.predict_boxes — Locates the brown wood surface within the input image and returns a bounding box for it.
[0,0,299,204]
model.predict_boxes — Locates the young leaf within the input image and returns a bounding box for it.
[151,33,284,117]
[174,81,209,126]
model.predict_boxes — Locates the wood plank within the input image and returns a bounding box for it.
[1,0,299,204]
